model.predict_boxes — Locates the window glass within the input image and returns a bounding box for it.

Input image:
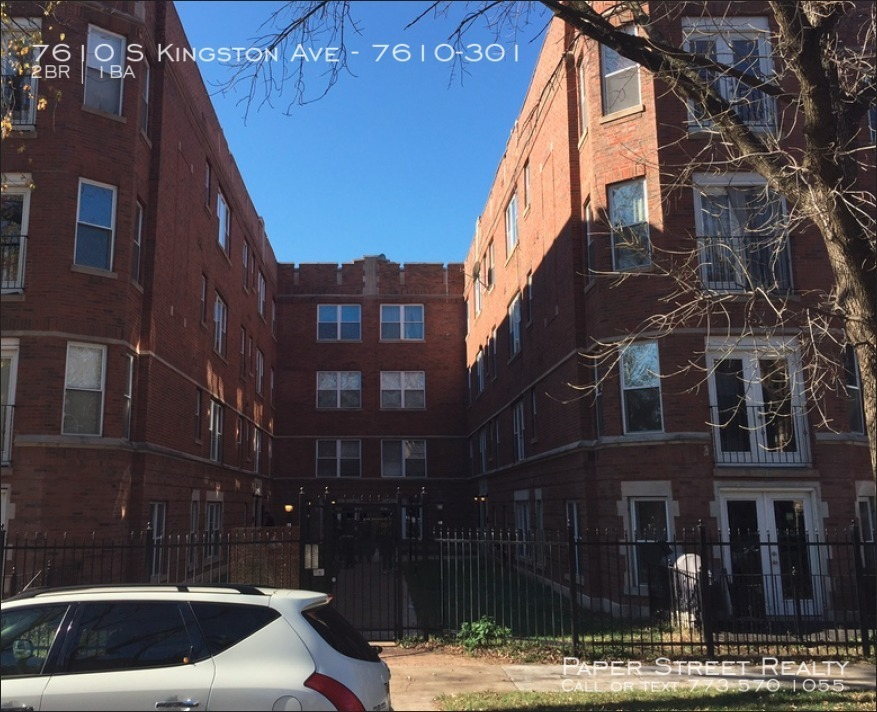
[609,180,650,270]
[0,604,68,677]
[66,603,199,673]
[620,342,662,433]
[63,344,104,435]
[190,603,279,655]
[601,26,640,114]
[76,181,115,270]
[303,604,379,662]
[84,26,125,114]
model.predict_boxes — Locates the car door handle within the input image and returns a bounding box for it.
[155,702,200,710]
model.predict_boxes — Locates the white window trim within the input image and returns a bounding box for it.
[600,25,641,116]
[508,293,522,358]
[61,342,107,436]
[512,400,526,462]
[608,178,650,272]
[316,371,362,409]
[217,189,230,252]
[381,439,427,478]
[380,304,425,342]
[316,439,361,477]
[84,24,126,116]
[619,341,664,434]
[317,304,361,341]
[0,174,32,292]
[505,192,519,256]
[213,293,228,355]
[209,399,223,462]
[75,178,117,273]
[380,370,426,409]
[1,340,20,464]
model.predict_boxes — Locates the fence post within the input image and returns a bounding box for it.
[698,522,715,658]
[567,521,580,657]
[851,523,871,658]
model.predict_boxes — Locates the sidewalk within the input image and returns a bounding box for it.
[381,645,877,711]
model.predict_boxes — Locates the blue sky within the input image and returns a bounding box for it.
[173,1,548,266]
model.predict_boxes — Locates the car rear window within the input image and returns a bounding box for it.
[190,603,280,654]
[302,604,380,663]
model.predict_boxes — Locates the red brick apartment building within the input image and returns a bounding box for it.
[463,5,874,566]
[1,0,873,580]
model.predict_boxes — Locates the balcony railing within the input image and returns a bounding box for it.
[709,403,810,466]
[697,234,792,293]
[1,404,13,465]
[1,74,37,126]
[1,234,26,291]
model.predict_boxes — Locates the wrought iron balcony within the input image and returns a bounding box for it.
[1,75,37,126]
[709,402,811,466]
[697,234,792,293]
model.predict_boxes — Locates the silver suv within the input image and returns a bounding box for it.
[1,584,391,711]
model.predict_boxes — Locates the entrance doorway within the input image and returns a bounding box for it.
[720,490,822,617]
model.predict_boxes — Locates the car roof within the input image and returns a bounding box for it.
[1,583,330,609]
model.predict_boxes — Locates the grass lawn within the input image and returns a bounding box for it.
[437,688,876,711]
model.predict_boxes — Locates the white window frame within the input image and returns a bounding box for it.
[381,439,427,478]
[2,18,41,127]
[204,500,222,560]
[508,293,522,358]
[1,174,31,292]
[576,54,588,137]
[523,161,531,209]
[316,371,362,409]
[475,350,485,394]
[487,242,495,290]
[316,439,361,477]
[84,25,126,115]
[148,501,166,578]
[505,191,519,256]
[242,241,250,290]
[216,189,230,252]
[62,342,106,436]
[213,293,228,356]
[705,336,810,466]
[317,304,361,341]
[123,353,134,440]
[380,371,425,409]
[258,271,266,316]
[512,400,525,462]
[380,304,424,341]
[75,178,117,272]
[253,428,262,473]
[629,497,670,588]
[585,201,595,285]
[139,61,150,133]
[608,178,650,271]
[1,340,20,464]
[682,16,775,131]
[600,25,640,115]
[693,173,790,292]
[620,341,664,434]
[209,399,223,462]
[255,348,264,395]
[132,201,143,285]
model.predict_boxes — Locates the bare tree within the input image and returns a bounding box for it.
[224,0,874,472]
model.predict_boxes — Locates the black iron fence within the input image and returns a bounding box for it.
[2,523,873,658]
[0,527,301,597]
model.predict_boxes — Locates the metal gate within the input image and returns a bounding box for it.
[298,489,430,640]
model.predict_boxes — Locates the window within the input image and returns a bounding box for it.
[242,242,250,290]
[205,501,222,559]
[200,275,207,323]
[382,440,426,477]
[123,354,134,440]
[512,400,525,462]
[62,343,106,435]
[253,428,262,473]
[608,179,650,270]
[272,300,277,338]
[209,400,223,462]
[239,327,247,379]
[204,161,211,207]
[601,25,640,114]
[194,388,202,441]
[148,501,166,577]
[694,178,790,292]
[255,348,264,395]
[475,350,485,394]
[630,498,669,587]
[317,304,361,340]
[478,428,488,473]
[139,62,150,133]
[490,328,498,377]
[525,273,534,324]
[486,242,495,289]
[508,293,522,357]
[620,342,663,433]
[132,202,143,285]
[523,161,531,209]
[505,192,519,255]
[683,17,775,130]
[213,294,227,355]
[585,201,595,285]
[216,190,230,252]
[191,603,279,655]
[473,264,483,315]
[514,490,531,559]
[317,439,361,477]
[576,55,588,136]
[858,495,876,570]
[84,25,125,115]
[707,339,809,465]
[530,389,538,441]
[75,179,117,271]
[258,271,266,316]
[1,342,20,464]
[381,304,424,340]
[844,346,865,434]
[317,371,361,408]
[1,18,40,127]
[1,176,31,291]
[270,368,275,405]
[380,371,426,409]
[0,604,67,678]
[235,415,244,466]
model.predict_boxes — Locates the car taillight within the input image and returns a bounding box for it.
[304,672,366,712]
